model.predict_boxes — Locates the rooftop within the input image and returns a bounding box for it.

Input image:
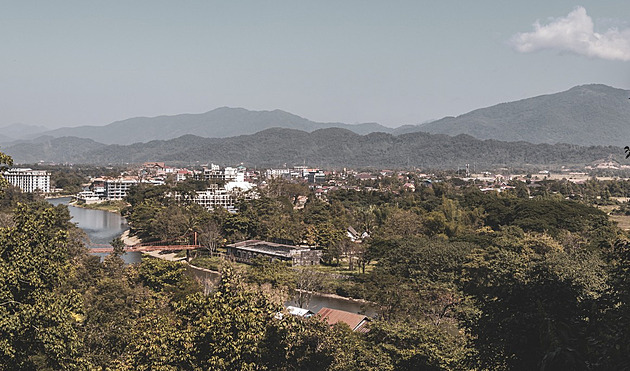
[227,239,311,259]
[317,307,370,332]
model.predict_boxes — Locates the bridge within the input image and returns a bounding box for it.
[88,232,202,253]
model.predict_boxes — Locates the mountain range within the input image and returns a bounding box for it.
[3,128,620,168]
[16,108,392,145]
[1,84,628,153]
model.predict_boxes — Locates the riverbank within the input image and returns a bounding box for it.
[69,199,128,214]
[120,230,141,245]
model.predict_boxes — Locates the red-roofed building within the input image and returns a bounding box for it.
[317,307,370,332]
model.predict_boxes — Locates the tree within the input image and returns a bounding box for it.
[367,320,471,370]
[461,242,605,370]
[0,203,87,370]
[197,219,222,255]
[176,266,280,370]
[292,267,324,308]
[0,150,13,195]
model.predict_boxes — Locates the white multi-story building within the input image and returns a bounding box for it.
[105,177,139,200]
[265,168,290,179]
[203,164,241,183]
[193,184,235,211]
[4,168,50,193]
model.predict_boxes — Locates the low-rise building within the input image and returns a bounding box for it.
[226,240,322,266]
[75,190,101,204]
[316,307,370,332]
[4,168,50,193]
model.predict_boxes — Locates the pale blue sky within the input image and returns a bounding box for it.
[1,1,629,128]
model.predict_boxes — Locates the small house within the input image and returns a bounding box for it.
[317,307,370,332]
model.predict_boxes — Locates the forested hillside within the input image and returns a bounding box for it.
[4,128,622,168]
[406,84,630,146]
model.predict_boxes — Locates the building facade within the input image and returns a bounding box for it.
[193,184,235,210]
[105,177,138,200]
[4,168,50,193]
[226,240,322,266]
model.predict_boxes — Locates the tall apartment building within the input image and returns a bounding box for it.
[4,168,51,193]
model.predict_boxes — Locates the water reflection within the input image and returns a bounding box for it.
[48,197,141,263]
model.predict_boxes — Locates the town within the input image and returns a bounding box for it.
[4,155,630,369]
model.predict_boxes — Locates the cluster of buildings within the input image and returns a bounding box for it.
[75,162,256,211]
[264,166,327,184]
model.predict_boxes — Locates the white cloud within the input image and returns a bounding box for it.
[510,7,630,61]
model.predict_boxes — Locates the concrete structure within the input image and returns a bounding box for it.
[176,169,193,182]
[193,184,235,210]
[4,168,50,193]
[105,177,138,200]
[75,190,101,204]
[226,240,322,266]
[308,171,326,184]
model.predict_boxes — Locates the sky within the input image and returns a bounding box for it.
[1,1,629,129]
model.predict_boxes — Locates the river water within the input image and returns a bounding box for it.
[48,197,373,315]
[48,197,141,263]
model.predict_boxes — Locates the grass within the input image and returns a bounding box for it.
[189,256,224,271]
[73,200,129,213]
[597,205,630,230]
[610,215,630,230]
[189,255,248,271]
[312,260,377,277]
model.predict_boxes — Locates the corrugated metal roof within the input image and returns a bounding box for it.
[316,307,370,332]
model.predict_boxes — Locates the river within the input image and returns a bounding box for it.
[48,197,142,264]
[48,197,373,315]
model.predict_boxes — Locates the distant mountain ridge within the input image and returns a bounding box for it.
[39,107,393,145]
[3,84,629,147]
[4,128,621,168]
[0,123,49,144]
[403,84,630,146]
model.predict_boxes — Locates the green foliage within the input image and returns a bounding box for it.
[5,159,630,370]
[368,320,472,370]
[137,258,197,295]
[0,149,13,195]
[5,125,624,168]
[0,203,86,370]
[175,266,280,370]
[460,241,606,370]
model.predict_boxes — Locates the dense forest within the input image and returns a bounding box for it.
[3,151,630,369]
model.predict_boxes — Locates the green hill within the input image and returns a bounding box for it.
[5,128,621,169]
[402,84,630,147]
